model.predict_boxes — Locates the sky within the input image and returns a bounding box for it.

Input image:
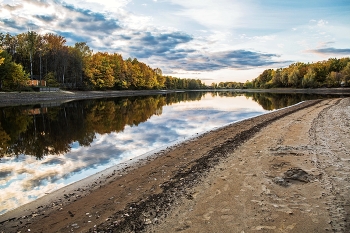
[0,0,350,84]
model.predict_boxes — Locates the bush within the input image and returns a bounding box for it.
[44,72,60,87]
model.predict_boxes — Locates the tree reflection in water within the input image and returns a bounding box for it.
[1,90,349,215]
[0,91,345,159]
[0,92,204,159]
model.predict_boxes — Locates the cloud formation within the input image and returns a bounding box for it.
[152,49,284,73]
[0,0,122,47]
[307,47,350,56]
[127,31,193,58]
[0,0,349,82]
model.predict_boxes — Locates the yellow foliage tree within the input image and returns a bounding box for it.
[0,49,4,65]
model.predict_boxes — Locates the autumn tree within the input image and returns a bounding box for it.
[43,33,67,83]
[1,31,211,91]
[302,68,316,88]
[85,52,115,89]
[110,53,128,89]
[0,33,17,57]
[271,68,282,87]
[287,67,300,87]
[341,62,350,86]
[0,49,4,65]
[250,57,350,89]
[0,50,28,90]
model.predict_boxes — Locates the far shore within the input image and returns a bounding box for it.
[0,87,349,107]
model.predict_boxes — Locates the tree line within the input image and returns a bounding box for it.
[0,31,206,91]
[1,31,350,91]
[210,57,350,89]
[246,57,350,89]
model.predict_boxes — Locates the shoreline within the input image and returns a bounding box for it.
[0,90,181,107]
[1,98,338,232]
[0,99,300,218]
[148,97,350,233]
[0,87,349,107]
[232,87,350,94]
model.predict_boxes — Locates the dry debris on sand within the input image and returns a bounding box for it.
[1,97,350,233]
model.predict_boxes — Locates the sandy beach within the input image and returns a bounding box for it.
[0,91,349,233]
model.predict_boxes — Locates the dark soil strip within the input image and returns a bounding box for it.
[90,100,322,233]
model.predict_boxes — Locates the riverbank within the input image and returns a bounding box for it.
[0,88,349,107]
[0,90,180,107]
[1,97,349,232]
[233,87,350,95]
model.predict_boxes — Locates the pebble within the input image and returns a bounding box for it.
[144,219,152,225]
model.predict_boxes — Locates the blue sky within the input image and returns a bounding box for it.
[0,0,349,83]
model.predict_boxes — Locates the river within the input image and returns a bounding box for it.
[0,91,346,215]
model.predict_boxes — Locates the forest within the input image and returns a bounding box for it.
[0,31,206,91]
[245,57,350,89]
[1,31,350,91]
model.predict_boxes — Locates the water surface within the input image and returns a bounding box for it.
[0,91,345,214]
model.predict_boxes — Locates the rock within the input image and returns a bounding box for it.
[144,219,152,225]
[283,168,313,182]
[272,177,289,187]
[68,211,75,217]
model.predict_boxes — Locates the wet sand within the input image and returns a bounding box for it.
[0,93,349,233]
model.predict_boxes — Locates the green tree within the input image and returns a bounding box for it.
[302,68,316,88]
[280,69,289,87]
[326,71,342,87]
[43,33,67,84]
[45,72,59,87]
[0,50,29,90]
[288,67,300,87]
[188,79,200,89]
[1,33,17,57]
[256,69,273,88]
[26,31,39,79]
[73,42,92,86]
[243,80,253,89]
[8,62,29,89]
[341,62,350,86]
[271,69,282,87]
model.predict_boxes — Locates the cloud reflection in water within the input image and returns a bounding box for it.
[0,94,267,215]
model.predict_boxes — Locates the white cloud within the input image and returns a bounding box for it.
[64,0,131,13]
[166,0,247,29]
[317,19,328,27]
[0,0,350,82]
